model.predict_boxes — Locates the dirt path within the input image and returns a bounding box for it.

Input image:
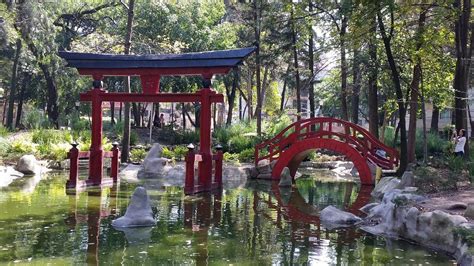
[417,186,474,218]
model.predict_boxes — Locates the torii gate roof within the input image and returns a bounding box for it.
[59,47,256,77]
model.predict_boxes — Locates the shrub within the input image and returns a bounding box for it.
[130,148,147,163]
[173,145,188,161]
[9,139,36,154]
[264,114,292,138]
[179,130,200,144]
[130,131,139,146]
[415,131,448,158]
[0,125,8,137]
[23,109,49,129]
[32,129,72,145]
[238,148,254,162]
[447,155,464,174]
[228,134,257,154]
[0,138,11,159]
[223,152,239,163]
[162,146,174,159]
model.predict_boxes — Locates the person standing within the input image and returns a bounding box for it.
[160,113,165,128]
[453,129,466,157]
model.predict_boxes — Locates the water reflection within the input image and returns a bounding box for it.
[0,172,455,265]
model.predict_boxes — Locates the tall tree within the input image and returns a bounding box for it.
[378,7,408,174]
[120,0,135,163]
[6,38,21,130]
[290,5,302,120]
[453,0,472,157]
[407,9,427,163]
[367,7,379,138]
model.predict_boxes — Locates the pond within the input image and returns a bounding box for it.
[0,169,456,265]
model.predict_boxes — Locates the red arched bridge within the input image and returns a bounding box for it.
[254,117,399,185]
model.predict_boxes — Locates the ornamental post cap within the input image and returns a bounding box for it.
[187,143,195,150]
[112,141,119,147]
[215,144,223,150]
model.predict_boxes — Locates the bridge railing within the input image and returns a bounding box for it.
[255,117,399,170]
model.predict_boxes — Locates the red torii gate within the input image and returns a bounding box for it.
[60,47,255,194]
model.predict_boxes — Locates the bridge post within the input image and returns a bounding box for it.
[67,143,79,188]
[214,144,223,188]
[111,142,120,182]
[185,144,196,194]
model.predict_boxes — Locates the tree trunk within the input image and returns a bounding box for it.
[119,102,122,122]
[308,1,315,119]
[182,103,186,131]
[453,0,472,157]
[351,46,361,124]
[378,11,408,175]
[340,17,349,121]
[368,11,379,138]
[6,39,21,130]
[291,7,301,120]
[132,103,140,127]
[407,10,426,163]
[110,102,115,125]
[253,0,262,135]
[15,72,30,128]
[121,0,135,163]
[226,69,238,126]
[407,64,421,163]
[280,66,290,112]
[430,104,439,133]
[247,69,253,120]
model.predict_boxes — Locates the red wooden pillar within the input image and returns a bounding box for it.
[111,142,120,182]
[198,77,213,190]
[214,144,223,188]
[89,79,105,186]
[67,143,79,188]
[185,144,196,194]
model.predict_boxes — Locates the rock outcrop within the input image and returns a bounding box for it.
[16,155,37,175]
[278,167,292,187]
[362,187,473,265]
[370,176,400,199]
[137,144,172,178]
[112,187,156,228]
[320,205,361,229]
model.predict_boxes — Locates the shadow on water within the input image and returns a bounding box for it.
[0,170,457,265]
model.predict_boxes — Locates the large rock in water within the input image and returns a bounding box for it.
[112,187,156,228]
[279,167,292,187]
[16,155,37,175]
[320,205,361,229]
[137,144,170,178]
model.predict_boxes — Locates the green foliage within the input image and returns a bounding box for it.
[446,155,464,174]
[130,131,139,146]
[213,121,258,154]
[9,139,35,154]
[223,152,240,163]
[177,130,200,145]
[454,227,474,246]
[238,148,254,162]
[130,148,147,164]
[173,145,188,161]
[0,125,9,137]
[415,131,448,158]
[263,114,292,138]
[23,109,50,129]
[160,145,189,161]
[161,146,174,160]
[32,129,72,145]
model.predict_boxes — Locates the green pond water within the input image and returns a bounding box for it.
[0,169,456,265]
